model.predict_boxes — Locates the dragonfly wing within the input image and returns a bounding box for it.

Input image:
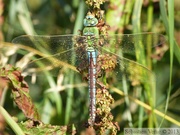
[99,33,166,54]
[97,33,166,84]
[97,50,154,85]
[12,35,88,76]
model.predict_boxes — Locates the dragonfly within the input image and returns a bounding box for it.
[12,13,165,126]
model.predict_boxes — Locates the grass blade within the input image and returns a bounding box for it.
[0,106,25,135]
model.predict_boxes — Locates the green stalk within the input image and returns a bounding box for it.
[106,0,134,127]
[65,1,85,124]
[159,0,175,127]
[73,1,85,34]
[124,0,134,25]
[165,0,174,126]
[147,0,153,31]
[106,0,126,34]
[132,0,155,127]
[147,0,153,70]
[0,106,25,135]
[138,90,144,127]
[132,0,144,128]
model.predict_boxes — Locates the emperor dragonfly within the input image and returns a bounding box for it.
[12,14,165,126]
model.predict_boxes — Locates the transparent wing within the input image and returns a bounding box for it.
[96,33,166,85]
[12,35,82,75]
[12,33,165,84]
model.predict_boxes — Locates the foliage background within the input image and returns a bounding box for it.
[1,0,180,134]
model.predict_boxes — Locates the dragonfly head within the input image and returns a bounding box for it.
[84,13,98,27]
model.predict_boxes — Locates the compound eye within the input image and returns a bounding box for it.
[91,21,95,24]
[86,15,93,20]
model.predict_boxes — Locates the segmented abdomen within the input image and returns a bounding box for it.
[87,47,97,125]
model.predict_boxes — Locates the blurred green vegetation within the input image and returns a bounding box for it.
[1,0,180,134]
